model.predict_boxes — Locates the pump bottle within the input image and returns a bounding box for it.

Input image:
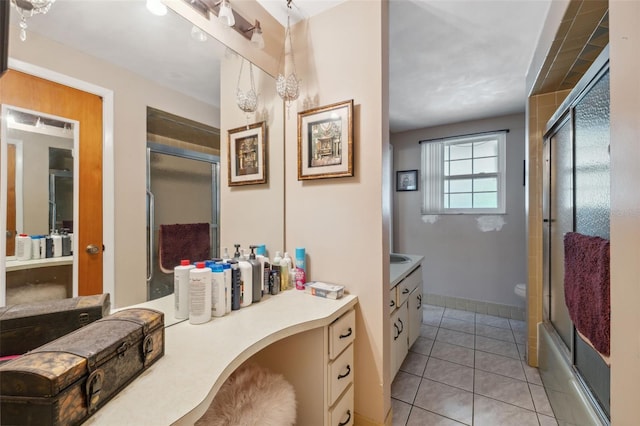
[189,262,212,324]
[174,259,194,319]
[248,245,262,303]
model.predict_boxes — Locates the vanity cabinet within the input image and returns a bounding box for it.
[328,309,355,426]
[390,265,422,378]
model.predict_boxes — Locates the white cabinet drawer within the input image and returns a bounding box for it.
[329,383,354,426]
[329,344,354,406]
[397,279,412,307]
[329,309,356,360]
[389,287,397,314]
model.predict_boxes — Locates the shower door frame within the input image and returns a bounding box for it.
[146,142,220,300]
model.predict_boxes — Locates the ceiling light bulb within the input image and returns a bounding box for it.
[218,0,235,27]
[251,28,264,49]
[146,0,167,16]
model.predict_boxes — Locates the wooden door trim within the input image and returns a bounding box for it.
[5,58,115,300]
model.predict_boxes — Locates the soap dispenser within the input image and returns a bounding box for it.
[248,245,262,303]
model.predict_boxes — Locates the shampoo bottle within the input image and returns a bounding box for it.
[211,263,226,317]
[281,252,292,290]
[174,259,194,319]
[238,256,252,308]
[16,234,32,261]
[189,262,212,324]
[248,245,262,303]
[229,260,241,311]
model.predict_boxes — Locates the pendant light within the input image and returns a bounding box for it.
[276,1,300,116]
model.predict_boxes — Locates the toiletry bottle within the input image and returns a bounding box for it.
[263,261,271,295]
[205,260,217,314]
[61,229,71,257]
[45,235,53,258]
[238,254,253,308]
[281,252,292,290]
[270,268,281,295]
[229,260,241,311]
[295,247,307,290]
[31,235,41,260]
[211,263,226,317]
[40,235,47,259]
[174,259,194,319]
[221,262,231,313]
[189,262,212,325]
[248,245,262,303]
[51,229,62,258]
[272,251,282,289]
[233,244,241,260]
[16,234,32,261]
[222,247,231,262]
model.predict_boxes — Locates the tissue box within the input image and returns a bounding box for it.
[305,282,344,299]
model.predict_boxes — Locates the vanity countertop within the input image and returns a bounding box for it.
[86,290,358,425]
[6,256,73,272]
[390,253,424,289]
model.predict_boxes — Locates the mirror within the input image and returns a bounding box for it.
[2,105,78,304]
[2,1,284,307]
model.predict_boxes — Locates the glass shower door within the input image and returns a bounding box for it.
[146,144,219,301]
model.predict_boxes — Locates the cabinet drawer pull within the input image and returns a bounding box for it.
[417,294,422,309]
[397,318,404,334]
[338,409,352,426]
[402,288,410,295]
[393,323,399,340]
[339,328,353,339]
[337,365,351,380]
[390,299,395,308]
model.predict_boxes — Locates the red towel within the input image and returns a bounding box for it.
[564,232,610,356]
[159,223,211,273]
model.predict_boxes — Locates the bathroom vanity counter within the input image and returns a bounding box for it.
[390,253,424,288]
[6,256,73,272]
[86,290,358,426]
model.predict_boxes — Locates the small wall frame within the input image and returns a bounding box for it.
[297,99,354,180]
[396,169,418,191]
[227,121,267,186]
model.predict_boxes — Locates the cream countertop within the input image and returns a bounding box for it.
[86,290,358,425]
[390,253,424,288]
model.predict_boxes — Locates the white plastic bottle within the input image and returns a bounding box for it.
[281,252,292,290]
[51,229,62,258]
[238,256,253,308]
[211,263,226,317]
[15,234,32,261]
[189,262,212,325]
[272,251,282,290]
[174,259,194,319]
[31,236,41,260]
[222,262,232,314]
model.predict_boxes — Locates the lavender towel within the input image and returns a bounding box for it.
[159,223,210,273]
[564,232,610,356]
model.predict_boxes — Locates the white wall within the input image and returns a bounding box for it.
[391,113,527,307]
[8,26,220,307]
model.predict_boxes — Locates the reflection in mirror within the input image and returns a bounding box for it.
[2,105,77,304]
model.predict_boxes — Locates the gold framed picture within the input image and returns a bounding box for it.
[227,121,267,186]
[297,99,354,180]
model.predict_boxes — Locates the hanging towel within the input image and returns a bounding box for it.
[159,223,210,273]
[564,232,610,357]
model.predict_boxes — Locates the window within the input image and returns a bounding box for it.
[421,131,506,214]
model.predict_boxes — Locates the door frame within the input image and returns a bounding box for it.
[2,58,115,301]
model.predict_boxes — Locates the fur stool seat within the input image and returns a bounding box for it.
[196,363,296,426]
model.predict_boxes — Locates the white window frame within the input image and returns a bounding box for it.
[421,131,507,215]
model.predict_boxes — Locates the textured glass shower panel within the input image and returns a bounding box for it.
[574,71,610,239]
[148,153,214,300]
[549,119,574,349]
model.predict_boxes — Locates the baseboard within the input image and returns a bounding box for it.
[424,292,525,321]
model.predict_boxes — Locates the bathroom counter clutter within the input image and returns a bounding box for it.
[390,253,424,288]
[85,290,358,426]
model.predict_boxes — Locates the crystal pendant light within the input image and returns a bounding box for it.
[276,13,300,116]
[10,0,57,41]
[218,0,235,27]
[236,59,258,116]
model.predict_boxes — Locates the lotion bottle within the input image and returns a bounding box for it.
[211,263,226,317]
[16,234,32,261]
[189,262,212,324]
[238,255,252,308]
[248,245,262,303]
[174,259,194,319]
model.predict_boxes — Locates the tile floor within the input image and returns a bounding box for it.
[391,305,557,426]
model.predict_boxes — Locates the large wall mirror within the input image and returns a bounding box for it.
[1,0,284,307]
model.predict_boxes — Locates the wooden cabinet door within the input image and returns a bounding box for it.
[1,70,103,295]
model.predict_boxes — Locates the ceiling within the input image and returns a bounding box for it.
[10,0,552,134]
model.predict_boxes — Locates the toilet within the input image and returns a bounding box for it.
[514,283,527,300]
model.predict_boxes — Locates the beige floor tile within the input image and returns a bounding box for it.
[475,323,515,343]
[440,317,476,334]
[475,351,526,381]
[424,357,474,391]
[391,397,412,426]
[406,406,467,425]
[420,323,438,339]
[476,335,520,359]
[521,361,543,385]
[529,383,555,416]
[431,341,475,367]
[509,319,526,332]
[409,337,434,356]
[436,328,475,349]
[473,394,539,426]
[413,379,473,425]
[476,313,511,329]
[474,369,535,410]
[400,351,428,376]
[443,308,475,323]
[537,413,559,426]
[513,329,527,344]
[423,306,444,326]
[391,371,421,404]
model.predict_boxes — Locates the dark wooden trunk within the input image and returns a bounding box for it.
[0,308,164,426]
[0,294,110,357]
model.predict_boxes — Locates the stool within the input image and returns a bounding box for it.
[196,363,296,426]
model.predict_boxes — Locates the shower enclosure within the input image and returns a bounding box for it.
[146,142,219,301]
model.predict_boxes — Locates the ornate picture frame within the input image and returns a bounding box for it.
[396,169,418,191]
[297,99,354,180]
[227,121,267,186]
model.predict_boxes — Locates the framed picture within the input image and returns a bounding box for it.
[227,121,267,186]
[396,169,418,191]
[297,99,354,180]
